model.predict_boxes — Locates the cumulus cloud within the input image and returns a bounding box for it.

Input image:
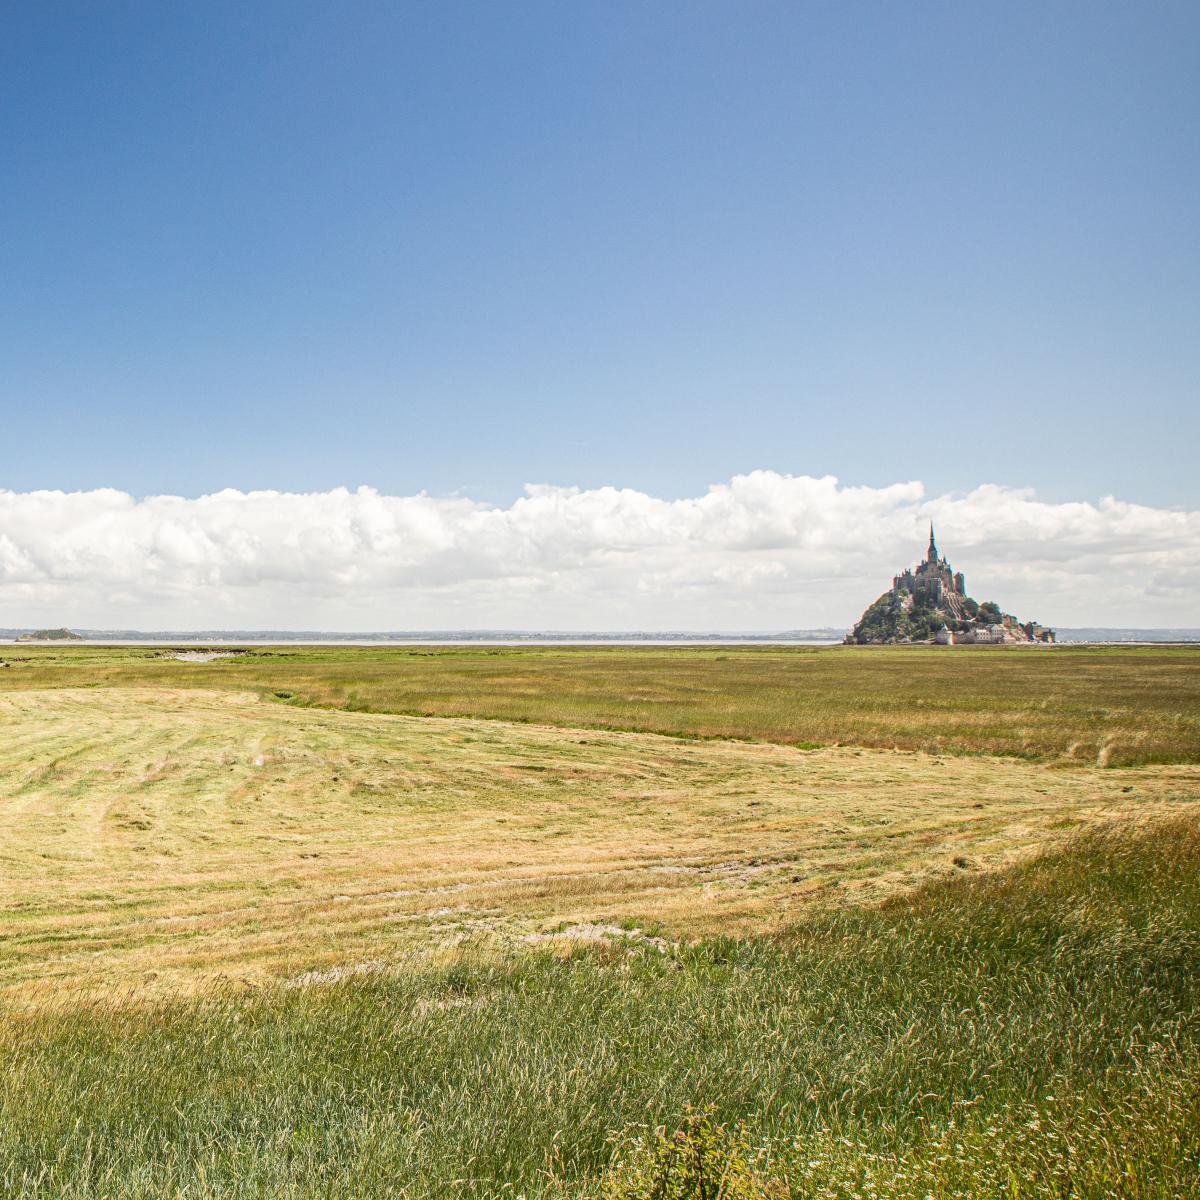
[0,473,1196,629]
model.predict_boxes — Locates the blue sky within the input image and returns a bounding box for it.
[3,1,1197,508]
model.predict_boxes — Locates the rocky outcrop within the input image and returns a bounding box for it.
[845,529,1054,646]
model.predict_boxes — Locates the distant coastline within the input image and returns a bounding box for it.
[1,627,1198,646]
[0,628,846,647]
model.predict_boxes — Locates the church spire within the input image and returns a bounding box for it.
[927,523,938,563]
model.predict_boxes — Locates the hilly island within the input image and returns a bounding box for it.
[846,527,1054,645]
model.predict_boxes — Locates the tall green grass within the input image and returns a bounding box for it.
[2,816,1196,1198]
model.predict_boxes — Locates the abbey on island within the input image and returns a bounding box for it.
[845,527,1055,645]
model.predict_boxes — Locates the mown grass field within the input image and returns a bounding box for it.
[2,642,1199,765]
[0,645,1197,1196]
[3,685,1195,1001]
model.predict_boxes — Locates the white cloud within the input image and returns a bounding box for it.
[0,473,1196,629]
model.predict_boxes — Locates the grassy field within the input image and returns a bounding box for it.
[2,819,1197,1198]
[0,645,1197,1196]
[3,685,1195,1000]
[2,642,1199,765]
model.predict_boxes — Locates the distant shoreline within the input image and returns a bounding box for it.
[0,636,846,648]
[2,628,1198,647]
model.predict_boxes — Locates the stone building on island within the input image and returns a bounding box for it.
[892,526,966,607]
[845,527,1054,645]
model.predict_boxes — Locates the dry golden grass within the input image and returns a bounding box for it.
[2,686,1195,1002]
